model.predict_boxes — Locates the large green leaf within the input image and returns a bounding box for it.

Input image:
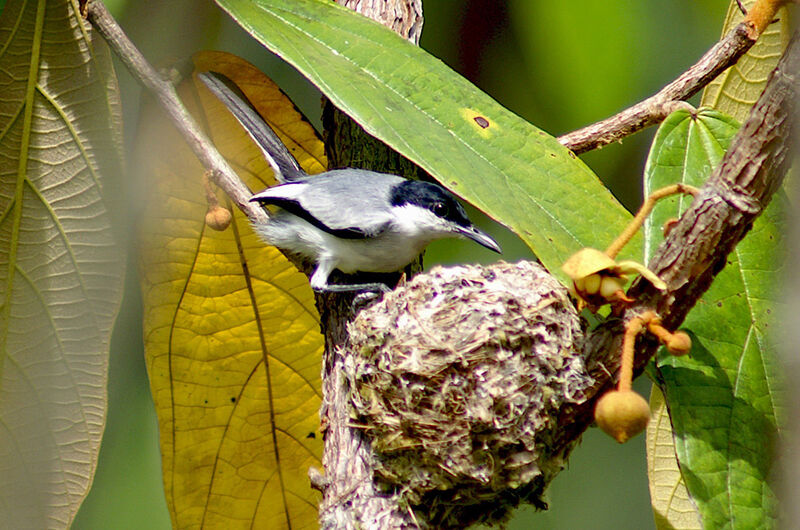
[0,0,125,527]
[215,0,639,274]
[643,110,783,529]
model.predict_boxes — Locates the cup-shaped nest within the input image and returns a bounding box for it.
[346,261,591,528]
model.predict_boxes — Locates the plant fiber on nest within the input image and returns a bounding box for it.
[346,261,592,528]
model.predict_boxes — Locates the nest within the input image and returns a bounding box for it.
[346,261,591,527]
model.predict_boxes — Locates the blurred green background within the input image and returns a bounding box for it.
[71,1,729,528]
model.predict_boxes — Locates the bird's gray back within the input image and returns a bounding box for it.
[271,169,406,236]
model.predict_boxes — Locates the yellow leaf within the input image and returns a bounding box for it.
[561,248,618,280]
[647,386,702,530]
[138,51,325,529]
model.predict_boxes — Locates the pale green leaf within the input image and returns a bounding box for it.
[701,0,790,123]
[647,386,702,530]
[0,0,125,527]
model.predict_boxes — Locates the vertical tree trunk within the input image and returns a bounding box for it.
[317,2,425,529]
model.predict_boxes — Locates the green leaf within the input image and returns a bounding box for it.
[214,0,639,275]
[0,0,125,527]
[643,110,784,529]
[643,110,739,260]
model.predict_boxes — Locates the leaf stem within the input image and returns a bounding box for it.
[644,315,672,344]
[745,0,787,38]
[202,170,220,209]
[605,184,698,259]
[618,315,644,392]
[1,0,47,382]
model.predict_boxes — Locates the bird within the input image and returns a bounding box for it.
[198,71,501,294]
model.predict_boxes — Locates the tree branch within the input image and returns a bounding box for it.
[557,0,787,154]
[559,26,799,453]
[81,0,266,225]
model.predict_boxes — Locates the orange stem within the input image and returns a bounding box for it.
[647,320,672,344]
[605,184,698,259]
[745,0,786,39]
[619,315,646,392]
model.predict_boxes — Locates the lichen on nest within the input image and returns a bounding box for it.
[346,260,591,527]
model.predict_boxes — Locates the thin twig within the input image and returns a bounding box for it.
[81,0,267,224]
[558,0,791,155]
[558,22,756,154]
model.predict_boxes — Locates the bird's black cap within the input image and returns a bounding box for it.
[389,180,473,227]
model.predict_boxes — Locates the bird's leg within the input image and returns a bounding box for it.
[314,282,392,294]
[313,283,391,312]
[310,259,392,309]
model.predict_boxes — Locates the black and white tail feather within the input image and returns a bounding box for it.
[198,71,305,183]
[198,71,501,295]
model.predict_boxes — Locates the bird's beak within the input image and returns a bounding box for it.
[458,225,502,254]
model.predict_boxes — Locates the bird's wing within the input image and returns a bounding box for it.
[252,170,403,239]
[197,71,307,183]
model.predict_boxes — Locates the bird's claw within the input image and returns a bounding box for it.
[351,290,384,312]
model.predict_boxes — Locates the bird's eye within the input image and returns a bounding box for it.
[432,201,448,217]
